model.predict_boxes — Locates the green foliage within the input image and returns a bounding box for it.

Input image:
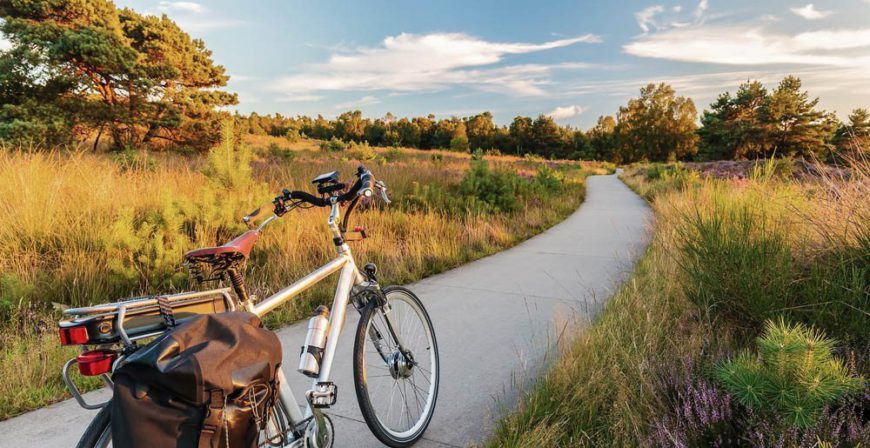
[265,142,296,161]
[532,165,562,192]
[344,141,378,161]
[204,121,253,189]
[450,133,470,152]
[383,147,404,162]
[459,161,520,213]
[0,0,236,150]
[716,319,863,427]
[616,83,698,163]
[111,148,158,172]
[678,191,793,327]
[319,137,346,152]
[0,273,34,316]
[699,77,837,160]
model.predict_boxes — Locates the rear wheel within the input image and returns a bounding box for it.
[353,286,439,447]
[76,403,112,448]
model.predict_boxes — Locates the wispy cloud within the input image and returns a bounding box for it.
[636,5,665,33]
[790,4,833,20]
[150,1,244,32]
[334,95,381,110]
[276,94,324,103]
[157,1,205,14]
[272,32,602,97]
[547,105,585,120]
[625,24,870,69]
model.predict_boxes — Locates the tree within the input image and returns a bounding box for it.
[449,122,469,151]
[530,115,566,158]
[833,108,870,158]
[508,116,532,155]
[698,81,770,160]
[759,76,833,158]
[334,110,366,142]
[585,115,617,161]
[0,0,236,149]
[616,83,698,163]
[466,112,496,150]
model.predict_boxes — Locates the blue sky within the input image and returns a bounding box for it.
[108,1,870,127]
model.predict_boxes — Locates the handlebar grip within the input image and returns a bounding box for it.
[356,165,374,198]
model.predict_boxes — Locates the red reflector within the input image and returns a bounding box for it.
[59,326,89,345]
[77,350,117,376]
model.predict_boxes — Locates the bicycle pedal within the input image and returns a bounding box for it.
[307,382,337,408]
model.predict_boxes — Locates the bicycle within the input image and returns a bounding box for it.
[58,166,440,448]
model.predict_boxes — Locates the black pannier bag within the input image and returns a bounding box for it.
[111,312,282,448]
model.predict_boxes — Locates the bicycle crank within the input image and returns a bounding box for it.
[303,413,334,448]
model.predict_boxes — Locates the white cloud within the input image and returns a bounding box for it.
[636,5,665,33]
[276,94,323,103]
[694,0,709,20]
[149,1,244,32]
[157,1,205,14]
[334,95,380,110]
[790,4,832,20]
[547,105,585,120]
[272,32,601,97]
[624,24,870,69]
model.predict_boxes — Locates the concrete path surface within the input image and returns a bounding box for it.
[0,172,650,447]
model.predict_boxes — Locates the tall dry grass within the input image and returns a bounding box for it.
[489,157,868,446]
[0,137,606,419]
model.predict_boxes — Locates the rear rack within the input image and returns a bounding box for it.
[61,288,237,346]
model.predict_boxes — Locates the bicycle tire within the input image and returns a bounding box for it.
[353,286,439,447]
[76,402,112,448]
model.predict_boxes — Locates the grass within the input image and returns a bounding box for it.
[488,158,868,447]
[0,134,612,420]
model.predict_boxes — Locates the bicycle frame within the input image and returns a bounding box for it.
[243,199,369,444]
[62,198,383,447]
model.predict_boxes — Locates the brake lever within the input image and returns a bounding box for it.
[375,180,391,205]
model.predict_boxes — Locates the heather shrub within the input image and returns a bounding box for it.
[715,319,863,428]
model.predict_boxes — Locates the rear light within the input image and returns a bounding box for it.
[77,350,117,376]
[59,326,89,345]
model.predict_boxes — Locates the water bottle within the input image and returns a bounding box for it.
[298,306,330,377]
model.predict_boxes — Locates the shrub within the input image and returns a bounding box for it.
[430,153,443,163]
[459,160,520,212]
[531,165,563,192]
[284,129,301,142]
[344,141,378,161]
[383,147,403,162]
[266,142,296,161]
[677,190,793,328]
[449,134,469,152]
[319,137,346,152]
[111,148,158,172]
[204,121,253,189]
[471,148,484,161]
[715,319,863,428]
[485,149,502,157]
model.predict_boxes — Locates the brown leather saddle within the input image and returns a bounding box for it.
[183,230,260,263]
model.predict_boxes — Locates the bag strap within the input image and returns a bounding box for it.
[156,295,177,328]
[198,390,225,448]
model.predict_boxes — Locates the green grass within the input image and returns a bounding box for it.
[488,159,868,446]
[0,135,612,420]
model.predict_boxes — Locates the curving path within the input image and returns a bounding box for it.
[0,172,650,447]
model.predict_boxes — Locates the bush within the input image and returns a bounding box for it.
[265,142,296,161]
[716,319,863,428]
[459,161,520,213]
[319,137,346,152]
[344,141,378,161]
[531,165,562,192]
[450,134,469,152]
[204,121,253,189]
[111,148,158,172]
[380,147,402,162]
[677,196,793,329]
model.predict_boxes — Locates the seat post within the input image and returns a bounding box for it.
[226,268,250,304]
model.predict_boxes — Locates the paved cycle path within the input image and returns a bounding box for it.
[0,172,650,447]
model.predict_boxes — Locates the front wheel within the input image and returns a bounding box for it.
[353,286,440,447]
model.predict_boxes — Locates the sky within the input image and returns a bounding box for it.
[27,1,870,127]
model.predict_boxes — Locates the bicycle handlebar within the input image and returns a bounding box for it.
[271,165,386,217]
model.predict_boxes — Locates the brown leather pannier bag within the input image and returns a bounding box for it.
[111,312,282,448]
